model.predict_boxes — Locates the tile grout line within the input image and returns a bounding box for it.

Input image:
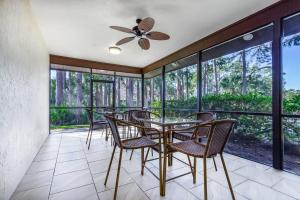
[47,134,62,200]
[80,136,101,200]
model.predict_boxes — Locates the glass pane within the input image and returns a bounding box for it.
[282,13,300,175]
[217,113,273,166]
[115,76,142,108]
[144,68,163,109]
[282,117,300,175]
[202,25,273,113]
[50,108,89,130]
[93,82,113,108]
[282,14,300,115]
[50,69,91,107]
[165,54,198,118]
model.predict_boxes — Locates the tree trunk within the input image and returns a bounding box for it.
[76,73,83,122]
[213,59,219,94]
[203,63,207,96]
[95,85,100,108]
[117,78,121,106]
[150,79,154,102]
[56,71,64,105]
[100,84,103,107]
[104,84,108,106]
[107,84,111,107]
[126,78,133,106]
[67,72,72,105]
[241,50,247,94]
[137,80,140,106]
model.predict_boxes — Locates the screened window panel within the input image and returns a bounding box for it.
[50,69,91,107]
[165,54,198,118]
[115,76,142,107]
[201,25,273,113]
[144,68,162,109]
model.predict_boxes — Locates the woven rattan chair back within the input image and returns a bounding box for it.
[205,120,236,157]
[196,112,214,121]
[127,109,142,122]
[132,110,152,128]
[105,115,122,148]
[195,112,214,137]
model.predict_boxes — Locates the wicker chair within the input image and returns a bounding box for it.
[173,112,214,141]
[169,120,236,200]
[85,109,109,149]
[132,110,161,139]
[104,115,159,200]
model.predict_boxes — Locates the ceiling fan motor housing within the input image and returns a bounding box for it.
[132,25,143,36]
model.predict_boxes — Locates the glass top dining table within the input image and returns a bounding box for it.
[139,117,203,127]
[136,116,204,196]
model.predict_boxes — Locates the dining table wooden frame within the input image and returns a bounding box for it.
[138,117,203,196]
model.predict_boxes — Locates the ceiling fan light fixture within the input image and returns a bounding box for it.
[109,46,121,54]
[243,33,254,41]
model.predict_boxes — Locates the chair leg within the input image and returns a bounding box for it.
[203,157,208,200]
[220,154,235,200]
[187,156,193,174]
[144,148,150,162]
[88,127,93,150]
[193,157,197,184]
[213,157,218,171]
[104,144,117,186]
[129,149,134,160]
[141,148,144,175]
[113,148,123,200]
[105,127,108,141]
[86,124,91,144]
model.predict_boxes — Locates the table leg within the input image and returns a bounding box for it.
[168,126,173,166]
[162,126,167,196]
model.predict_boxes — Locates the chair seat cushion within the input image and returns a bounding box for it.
[169,140,206,157]
[122,136,157,149]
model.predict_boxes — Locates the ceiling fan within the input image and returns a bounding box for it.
[110,17,170,50]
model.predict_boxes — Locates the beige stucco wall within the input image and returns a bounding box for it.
[0,0,49,199]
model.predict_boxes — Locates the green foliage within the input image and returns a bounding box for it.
[283,90,300,114]
[50,107,88,126]
[202,93,272,112]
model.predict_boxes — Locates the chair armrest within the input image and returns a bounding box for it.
[168,121,212,132]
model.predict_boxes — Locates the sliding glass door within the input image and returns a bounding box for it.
[282,12,300,175]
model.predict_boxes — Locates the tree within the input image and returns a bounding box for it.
[76,72,83,121]
[126,78,133,106]
[56,71,64,105]
[241,50,247,94]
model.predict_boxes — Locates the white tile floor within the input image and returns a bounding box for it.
[10,130,300,200]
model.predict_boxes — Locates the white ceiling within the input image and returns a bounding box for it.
[30,0,278,68]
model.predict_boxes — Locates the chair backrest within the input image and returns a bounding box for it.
[105,115,122,148]
[132,110,152,128]
[127,109,142,122]
[192,112,214,138]
[205,120,236,157]
[196,112,214,121]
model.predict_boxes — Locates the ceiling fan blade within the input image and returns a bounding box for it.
[138,38,150,50]
[110,26,133,33]
[116,37,135,46]
[146,31,170,40]
[138,17,155,32]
